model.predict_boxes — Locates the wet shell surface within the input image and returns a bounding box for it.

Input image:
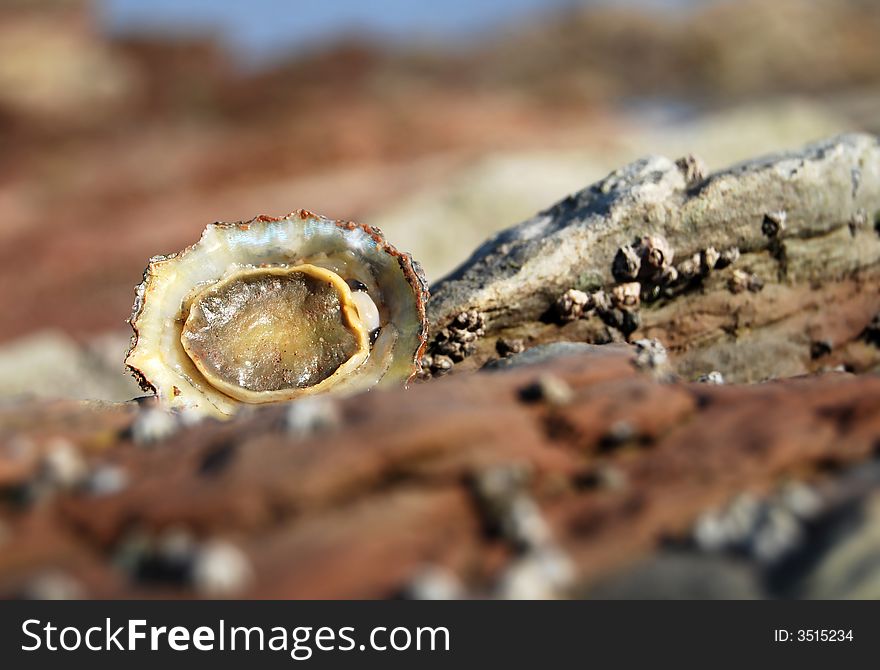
[126,211,429,418]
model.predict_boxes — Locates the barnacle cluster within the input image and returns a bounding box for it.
[421,310,486,377]
[552,230,748,341]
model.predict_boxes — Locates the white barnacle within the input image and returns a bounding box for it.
[192,540,254,596]
[611,281,641,310]
[285,395,341,438]
[131,406,179,445]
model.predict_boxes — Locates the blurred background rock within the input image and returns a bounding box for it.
[0,0,878,402]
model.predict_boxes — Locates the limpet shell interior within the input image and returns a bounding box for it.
[125,211,429,419]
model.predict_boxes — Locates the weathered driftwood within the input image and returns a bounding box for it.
[425,133,880,382]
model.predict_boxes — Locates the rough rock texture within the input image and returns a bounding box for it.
[4,134,880,600]
[1,345,879,599]
[425,133,880,382]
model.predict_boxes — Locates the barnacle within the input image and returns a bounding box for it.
[126,211,429,418]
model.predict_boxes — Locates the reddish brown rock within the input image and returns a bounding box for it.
[1,345,879,598]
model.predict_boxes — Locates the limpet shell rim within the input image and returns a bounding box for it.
[125,209,430,401]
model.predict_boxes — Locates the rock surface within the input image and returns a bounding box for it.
[1,345,879,599]
[0,330,140,402]
[425,133,880,382]
[2,134,880,599]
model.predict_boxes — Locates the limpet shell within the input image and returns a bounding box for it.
[125,210,429,418]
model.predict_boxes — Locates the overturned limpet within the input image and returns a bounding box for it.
[126,211,429,418]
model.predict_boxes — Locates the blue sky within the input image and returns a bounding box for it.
[99,0,698,65]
